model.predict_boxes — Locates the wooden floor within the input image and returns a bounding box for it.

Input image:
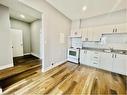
[0,55,41,89]
[13,55,39,66]
[2,62,126,95]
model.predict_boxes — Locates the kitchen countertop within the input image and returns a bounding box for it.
[81,47,127,55]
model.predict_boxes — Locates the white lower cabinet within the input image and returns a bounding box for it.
[80,50,100,68]
[100,52,127,75]
[80,50,92,66]
[91,51,100,68]
[80,50,127,76]
[112,54,127,75]
[80,50,86,65]
[99,52,113,71]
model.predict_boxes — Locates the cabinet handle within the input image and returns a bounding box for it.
[112,54,114,58]
[115,54,117,58]
[113,29,114,33]
[115,28,117,32]
[85,38,88,41]
[93,62,98,64]
[116,28,118,32]
[93,57,98,59]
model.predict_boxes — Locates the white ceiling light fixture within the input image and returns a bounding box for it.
[20,14,25,19]
[18,0,22,2]
[82,6,87,11]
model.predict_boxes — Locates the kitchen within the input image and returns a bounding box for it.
[68,20,127,76]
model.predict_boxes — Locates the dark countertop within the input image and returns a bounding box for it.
[81,47,127,55]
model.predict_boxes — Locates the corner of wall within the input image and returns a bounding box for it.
[0,63,14,70]
[42,60,67,72]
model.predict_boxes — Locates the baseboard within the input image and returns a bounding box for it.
[24,53,31,56]
[42,60,67,72]
[31,53,40,59]
[0,63,13,70]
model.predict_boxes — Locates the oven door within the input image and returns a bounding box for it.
[68,49,79,59]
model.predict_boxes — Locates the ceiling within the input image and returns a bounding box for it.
[0,0,41,23]
[46,0,127,20]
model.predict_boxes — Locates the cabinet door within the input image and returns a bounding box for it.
[92,27,103,41]
[80,50,88,65]
[101,25,114,34]
[80,50,85,64]
[113,54,127,75]
[116,23,127,33]
[100,52,113,71]
[86,51,93,66]
[81,28,88,41]
[87,28,93,41]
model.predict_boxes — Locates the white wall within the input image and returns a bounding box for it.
[30,20,41,58]
[10,18,31,54]
[0,4,13,70]
[21,0,71,72]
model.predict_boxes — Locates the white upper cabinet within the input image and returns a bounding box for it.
[71,29,81,37]
[114,23,127,33]
[102,23,127,34]
[81,28,88,41]
[87,28,93,41]
[71,20,81,37]
[71,20,127,40]
[100,24,115,34]
[92,27,103,41]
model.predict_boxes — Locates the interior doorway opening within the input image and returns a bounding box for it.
[8,3,43,67]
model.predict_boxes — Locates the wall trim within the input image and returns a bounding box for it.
[0,63,13,70]
[31,53,40,59]
[42,60,67,72]
[24,53,31,56]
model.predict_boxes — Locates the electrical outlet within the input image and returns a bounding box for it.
[52,63,54,66]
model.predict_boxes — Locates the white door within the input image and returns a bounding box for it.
[11,29,23,57]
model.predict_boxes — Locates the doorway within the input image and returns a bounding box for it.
[8,2,43,66]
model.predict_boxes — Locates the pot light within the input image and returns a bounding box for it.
[82,6,87,11]
[20,14,25,19]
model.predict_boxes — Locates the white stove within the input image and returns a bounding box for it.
[67,48,80,63]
